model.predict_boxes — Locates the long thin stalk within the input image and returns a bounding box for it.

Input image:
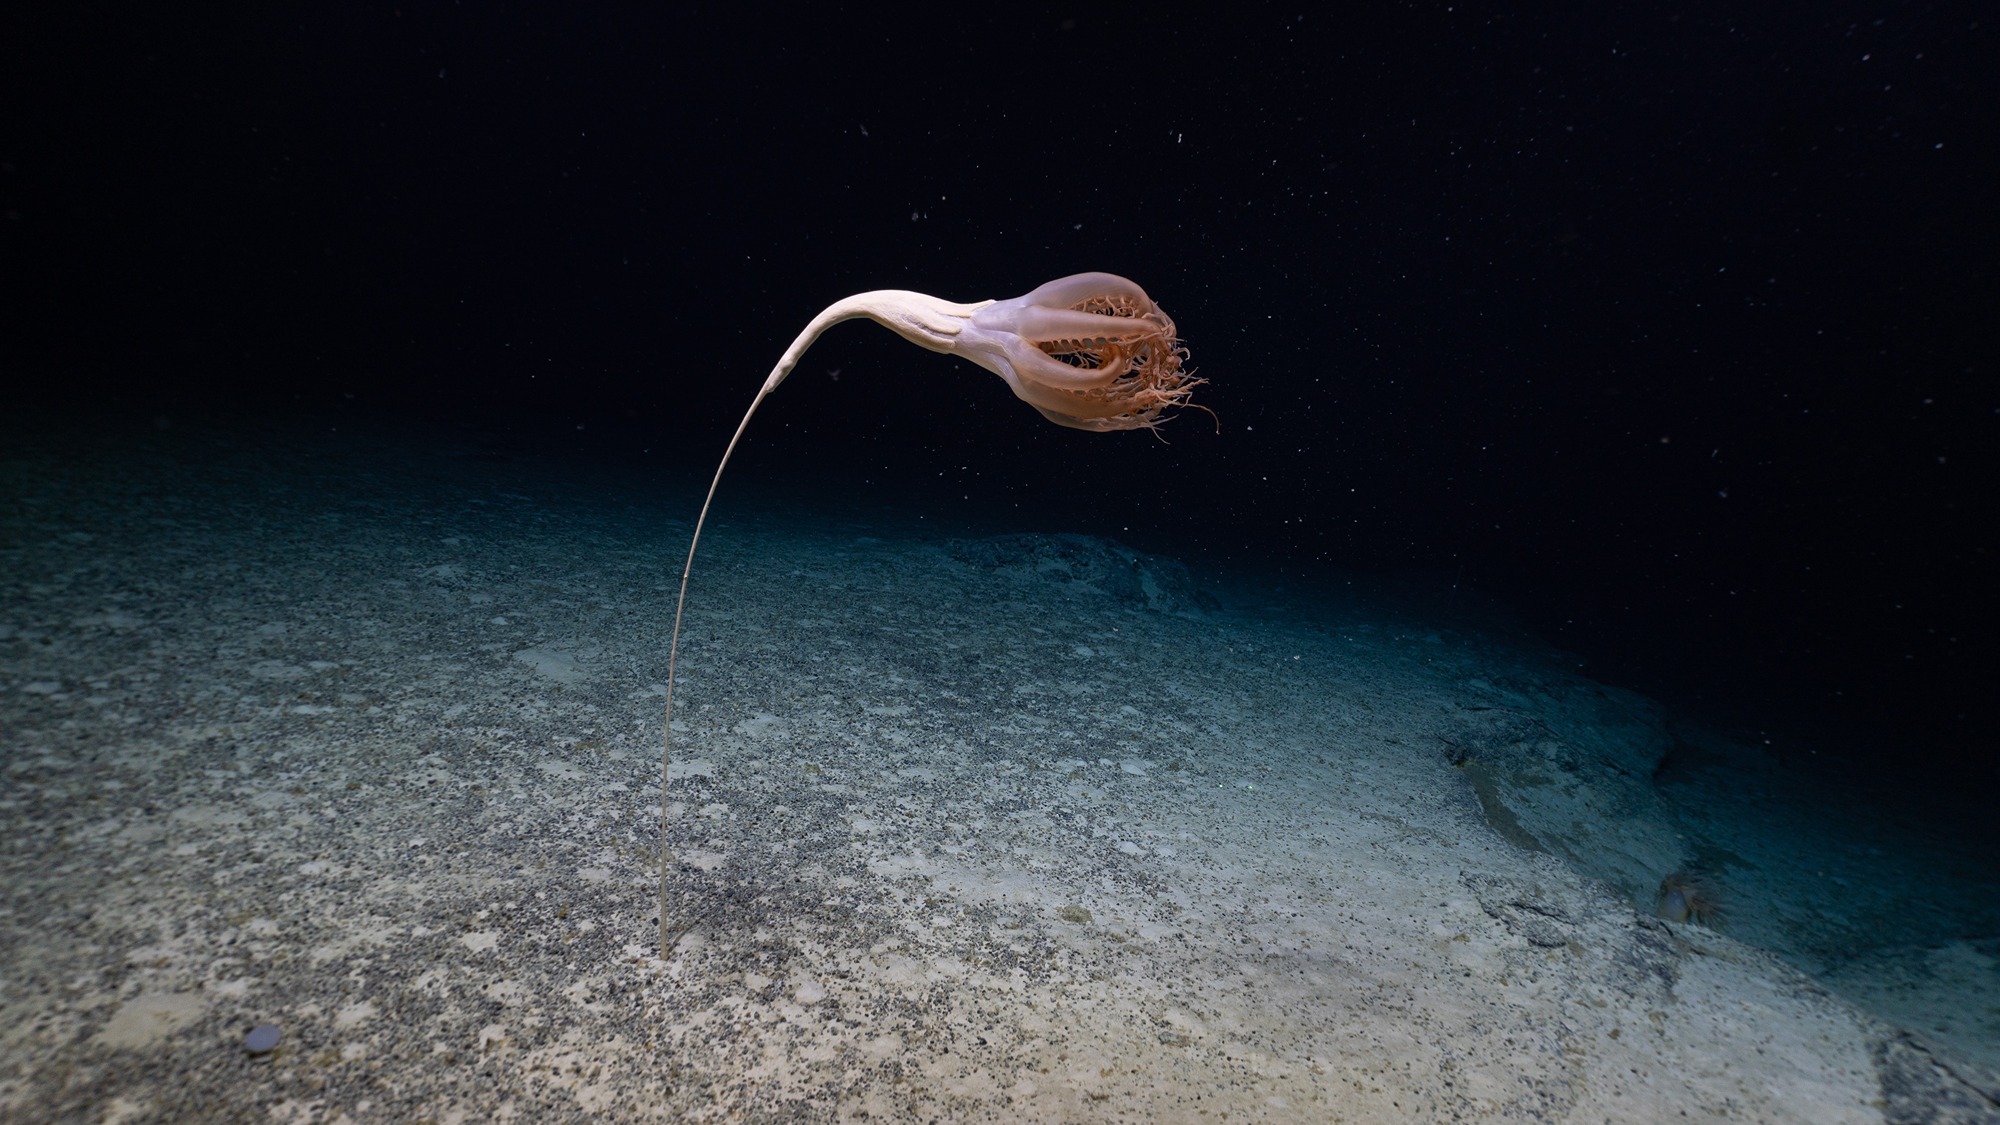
[658,303,864,955]
[659,388,770,955]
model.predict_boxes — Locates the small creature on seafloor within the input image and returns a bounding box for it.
[1655,871,1724,927]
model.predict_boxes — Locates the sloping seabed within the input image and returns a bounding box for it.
[1,413,1993,1123]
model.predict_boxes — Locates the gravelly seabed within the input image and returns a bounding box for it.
[2,414,1994,1124]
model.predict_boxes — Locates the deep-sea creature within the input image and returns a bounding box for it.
[1655,871,1724,927]
[658,274,1204,953]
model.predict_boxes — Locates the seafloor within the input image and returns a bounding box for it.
[2,413,1994,1123]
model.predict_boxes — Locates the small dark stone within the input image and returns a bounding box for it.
[244,1023,281,1054]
